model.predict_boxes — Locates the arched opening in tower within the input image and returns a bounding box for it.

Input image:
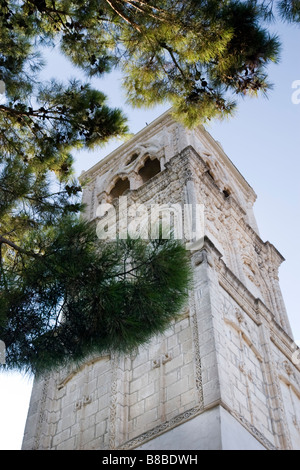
[109,177,130,199]
[138,157,161,184]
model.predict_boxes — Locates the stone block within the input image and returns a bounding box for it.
[81,426,96,446]
[164,353,184,374]
[137,382,155,401]
[180,388,196,407]
[130,374,148,394]
[52,428,71,448]
[95,419,108,437]
[132,361,151,380]
[167,376,189,401]
[56,437,76,450]
[129,400,145,420]
[136,407,158,429]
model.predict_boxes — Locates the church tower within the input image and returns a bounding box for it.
[22,111,300,450]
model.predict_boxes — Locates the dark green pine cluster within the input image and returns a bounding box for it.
[0,218,191,375]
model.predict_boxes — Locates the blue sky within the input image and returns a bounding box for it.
[0,18,299,450]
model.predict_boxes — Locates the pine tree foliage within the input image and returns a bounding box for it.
[0,217,191,375]
[260,0,300,23]
[0,0,286,131]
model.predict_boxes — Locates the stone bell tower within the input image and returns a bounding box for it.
[22,110,300,450]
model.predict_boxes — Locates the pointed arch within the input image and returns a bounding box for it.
[108,175,130,200]
[137,156,161,184]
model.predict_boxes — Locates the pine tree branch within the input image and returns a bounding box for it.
[124,0,169,16]
[0,104,62,120]
[161,44,187,80]
[25,0,68,16]
[0,236,41,258]
[124,0,168,22]
[112,253,157,280]
[105,0,142,32]
[0,243,8,290]
[0,104,86,137]
[0,184,68,212]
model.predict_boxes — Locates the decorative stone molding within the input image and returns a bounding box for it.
[277,361,300,400]
[292,416,300,433]
[229,408,277,450]
[152,353,172,369]
[74,395,92,412]
[119,406,204,450]
[108,355,119,450]
[32,374,51,450]
[56,355,110,390]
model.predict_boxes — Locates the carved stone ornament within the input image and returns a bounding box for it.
[283,361,294,377]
